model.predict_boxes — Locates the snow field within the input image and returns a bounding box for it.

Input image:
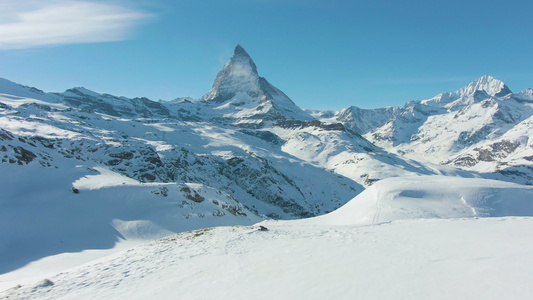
[305,175,533,225]
[2,218,533,300]
[0,163,261,290]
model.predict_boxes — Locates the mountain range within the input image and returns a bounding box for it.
[1,45,533,295]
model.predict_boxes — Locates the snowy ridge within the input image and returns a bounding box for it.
[456,75,512,98]
[515,88,533,102]
[0,78,54,101]
[420,75,512,109]
[270,124,440,187]
[333,105,400,134]
[449,114,533,183]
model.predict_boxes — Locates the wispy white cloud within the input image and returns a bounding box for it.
[0,1,154,50]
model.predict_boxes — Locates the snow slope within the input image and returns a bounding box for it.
[270,124,440,186]
[2,175,533,299]
[304,175,533,225]
[0,162,261,274]
[2,218,532,300]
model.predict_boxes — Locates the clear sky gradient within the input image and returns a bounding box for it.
[0,0,532,110]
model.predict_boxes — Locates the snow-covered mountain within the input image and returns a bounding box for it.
[338,75,533,184]
[334,105,400,134]
[1,45,533,296]
[200,45,313,127]
[0,63,367,277]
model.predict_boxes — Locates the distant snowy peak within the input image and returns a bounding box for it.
[203,45,261,102]
[335,106,400,134]
[202,45,313,124]
[63,87,103,98]
[457,75,512,98]
[233,44,259,75]
[421,75,512,109]
[361,74,533,184]
[515,88,533,102]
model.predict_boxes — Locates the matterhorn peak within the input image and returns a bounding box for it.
[234,44,250,58]
[203,45,260,102]
[229,44,258,76]
[201,45,313,123]
[457,75,512,98]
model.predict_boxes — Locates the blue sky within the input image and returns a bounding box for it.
[0,0,532,110]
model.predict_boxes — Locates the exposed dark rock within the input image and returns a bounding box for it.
[275,119,345,131]
[452,155,478,167]
[109,151,134,160]
[477,149,495,162]
[140,173,156,182]
[240,129,284,145]
[492,140,518,154]
[0,130,14,141]
[32,137,55,149]
[258,225,268,231]
[13,146,37,164]
[181,187,204,202]
[19,103,52,111]
[106,159,122,166]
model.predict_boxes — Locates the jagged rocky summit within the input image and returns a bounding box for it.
[201,45,313,127]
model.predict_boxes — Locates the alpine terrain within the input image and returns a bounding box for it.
[1,45,532,299]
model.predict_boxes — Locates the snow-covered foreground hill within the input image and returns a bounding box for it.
[306,175,533,225]
[0,162,262,276]
[2,176,533,299]
[2,219,532,300]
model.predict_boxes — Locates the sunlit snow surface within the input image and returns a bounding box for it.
[305,175,533,225]
[2,176,533,299]
[2,218,532,300]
